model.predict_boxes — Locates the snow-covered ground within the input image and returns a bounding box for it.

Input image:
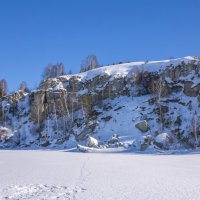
[76,56,198,82]
[0,150,200,200]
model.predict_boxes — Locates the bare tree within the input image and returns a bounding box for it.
[150,78,168,102]
[150,78,168,133]
[192,111,199,147]
[80,55,99,72]
[0,79,8,98]
[42,63,66,80]
[51,65,57,78]
[42,65,52,79]
[19,81,29,93]
[58,63,65,76]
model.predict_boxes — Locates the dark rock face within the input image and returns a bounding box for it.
[183,81,200,97]
[5,61,200,127]
[168,84,183,94]
[29,76,130,124]
[162,61,199,81]
[30,90,46,123]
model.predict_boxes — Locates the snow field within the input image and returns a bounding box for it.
[0,150,200,200]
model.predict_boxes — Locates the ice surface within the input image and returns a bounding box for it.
[0,150,200,200]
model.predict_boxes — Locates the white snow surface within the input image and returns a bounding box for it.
[0,150,200,200]
[69,56,198,82]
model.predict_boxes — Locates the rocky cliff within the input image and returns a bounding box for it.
[1,56,200,151]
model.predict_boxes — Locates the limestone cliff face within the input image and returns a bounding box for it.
[31,58,200,124]
[1,56,200,150]
[30,73,130,124]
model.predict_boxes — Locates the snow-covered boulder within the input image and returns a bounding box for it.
[154,133,172,149]
[86,136,99,148]
[135,120,149,132]
[0,127,13,142]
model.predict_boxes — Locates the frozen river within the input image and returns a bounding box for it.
[0,150,200,200]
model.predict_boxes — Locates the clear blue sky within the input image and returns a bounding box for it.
[0,0,200,91]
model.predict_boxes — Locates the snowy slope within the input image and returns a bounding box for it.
[80,56,198,80]
[60,56,198,83]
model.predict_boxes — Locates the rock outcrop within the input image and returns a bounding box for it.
[135,121,149,133]
[0,56,200,150]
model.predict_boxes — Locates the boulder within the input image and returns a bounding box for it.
[135,120,149,132]
[86,136,99,148]
[0,127,13,142]
[154,133,172,149]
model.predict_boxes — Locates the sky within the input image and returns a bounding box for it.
[0,0,200,91]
